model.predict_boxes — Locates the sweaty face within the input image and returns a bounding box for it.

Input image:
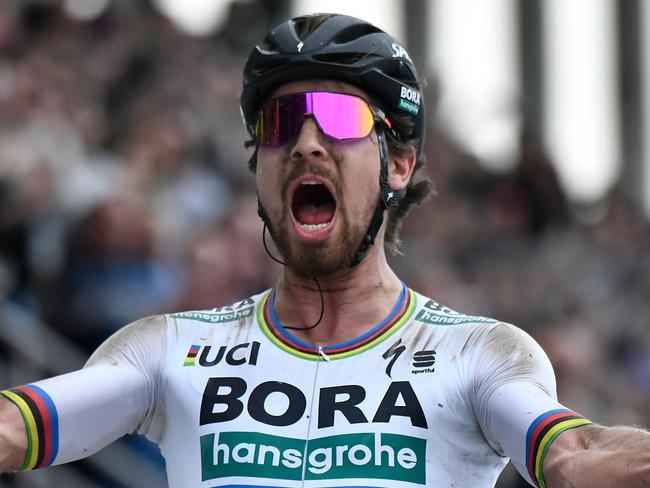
[256,80,382,278]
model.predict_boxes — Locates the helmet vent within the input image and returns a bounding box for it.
[293,16,309,40]
[312,53,367,65]
[260,32,280,52]
[331,24,381,45]
[295,14,335,41]
[251,58,289,75]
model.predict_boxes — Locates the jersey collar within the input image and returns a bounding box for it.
[257,283,416,360]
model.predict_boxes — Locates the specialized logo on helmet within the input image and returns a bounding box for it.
[398,86,421,116]
[391,43,412,62]
[391,42,421,116]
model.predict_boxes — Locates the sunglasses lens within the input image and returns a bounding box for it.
[256,92,375,146]
[310,92,375,140]
[256,94,307,146]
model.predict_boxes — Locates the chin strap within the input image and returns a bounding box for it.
[349,123,404,267]
[257,194,278,241]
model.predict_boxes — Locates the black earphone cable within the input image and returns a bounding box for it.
[262,223,325,331]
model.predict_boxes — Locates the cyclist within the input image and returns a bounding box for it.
[1,13,649,488]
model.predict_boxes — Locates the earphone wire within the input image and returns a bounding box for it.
[262,223,325,330]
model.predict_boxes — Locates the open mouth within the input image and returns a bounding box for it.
[291,178,337,233]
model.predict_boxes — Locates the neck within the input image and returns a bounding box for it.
[273,245,404,346]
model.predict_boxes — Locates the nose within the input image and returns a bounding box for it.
[290,117,329,162]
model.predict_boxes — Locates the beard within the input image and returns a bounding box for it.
[265,158,377,278]
[272,218,359,278]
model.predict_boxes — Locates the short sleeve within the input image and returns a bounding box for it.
[470,323,592,487]
[0,315,167,470]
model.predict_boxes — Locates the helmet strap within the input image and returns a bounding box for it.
[256,193,276,239]
[350,123,403,267]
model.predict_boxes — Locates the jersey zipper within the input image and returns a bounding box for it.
[300,346,330,486]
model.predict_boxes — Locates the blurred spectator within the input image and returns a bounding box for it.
[180,198,278,311]
[0,2,648,487]
[53,195,183,351]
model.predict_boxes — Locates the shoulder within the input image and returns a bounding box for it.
[408,290,502,349]
[412,291,500,330]
[167,292,266,326]
[475,321,551,369]
[409,290,552,375]
[86,314,168,368]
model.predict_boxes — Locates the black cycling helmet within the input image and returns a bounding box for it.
[243,13,425,267]
[240,13,425,156]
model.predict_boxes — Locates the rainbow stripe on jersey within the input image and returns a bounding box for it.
[526,408,592,487]
[258,284,416,360]
[183,345,201,366]
[1,385,59,470]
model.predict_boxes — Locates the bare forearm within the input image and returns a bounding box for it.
[544,424,650,488]
[0,395,27,472]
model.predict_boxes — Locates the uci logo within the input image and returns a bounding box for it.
[391,43,412,62]
[184,341,261,367]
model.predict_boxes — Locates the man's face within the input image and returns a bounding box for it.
[256,80,382,278]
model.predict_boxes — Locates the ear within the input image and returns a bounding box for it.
[388,145,416,191]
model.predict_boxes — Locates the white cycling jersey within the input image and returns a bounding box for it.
[2,285,591,487]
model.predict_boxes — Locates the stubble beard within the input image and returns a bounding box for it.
[269,161,375,279]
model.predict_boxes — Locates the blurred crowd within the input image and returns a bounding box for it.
[0,2,648,487]
[0,2,277,351]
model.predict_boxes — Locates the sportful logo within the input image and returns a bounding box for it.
[411,350,435,375]
[200,431,426,484]
[383,340,436,376]
[183,342,260,367]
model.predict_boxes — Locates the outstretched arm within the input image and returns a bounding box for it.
[470,323,649,487]
[0,315,166,474]
[0,395,27,472]
[543,424,650,488]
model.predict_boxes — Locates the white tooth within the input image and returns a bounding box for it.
[301,180,322,185]
[300,223,329,232]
